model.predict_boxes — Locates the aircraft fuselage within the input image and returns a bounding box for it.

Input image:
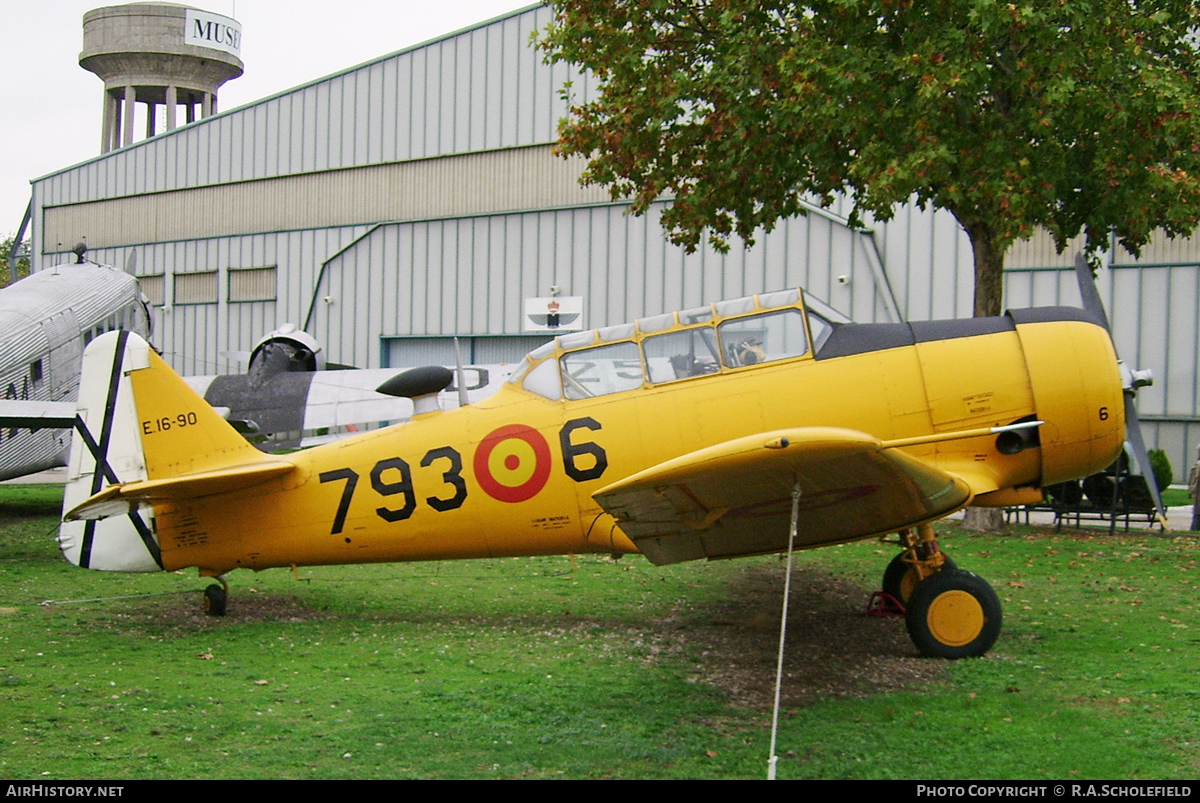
[126,298,1123,576]
[0,263,151,480]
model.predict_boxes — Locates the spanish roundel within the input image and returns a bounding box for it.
[473,424,552,503]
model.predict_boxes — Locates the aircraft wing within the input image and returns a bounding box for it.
[0,400,77,429]
[593,427,973,565]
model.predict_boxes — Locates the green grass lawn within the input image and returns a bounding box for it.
[1161,487,1192,508]
[1,484,1196,779]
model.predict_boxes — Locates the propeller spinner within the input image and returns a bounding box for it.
[1073,253,1166,522]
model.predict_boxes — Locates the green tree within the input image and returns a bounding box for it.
[1,234,30,289]
[539,0,1200,317]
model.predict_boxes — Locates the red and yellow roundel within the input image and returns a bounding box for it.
[474,424,552,503]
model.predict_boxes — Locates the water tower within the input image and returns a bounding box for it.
[80,3,244,153]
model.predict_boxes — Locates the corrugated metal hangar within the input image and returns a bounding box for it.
[27,3,1200,479]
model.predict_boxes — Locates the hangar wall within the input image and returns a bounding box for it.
[28,4,1200,479]
[306,200,894,370]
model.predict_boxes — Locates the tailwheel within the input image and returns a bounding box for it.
[202,582,228,617]
[905,570,1002,659]
[882,552,957,604]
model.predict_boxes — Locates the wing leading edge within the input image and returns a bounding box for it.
[594,427,975,566]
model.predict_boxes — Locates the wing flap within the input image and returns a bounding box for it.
[594,427,972,565]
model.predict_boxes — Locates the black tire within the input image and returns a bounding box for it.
[882,553,957,604]
[905,570,1001,659]
[203,584,227,617]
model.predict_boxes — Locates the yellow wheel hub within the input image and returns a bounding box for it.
[925,590,985,647]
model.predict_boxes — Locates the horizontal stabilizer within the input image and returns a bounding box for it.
[594,427,972,565]
[65,460,295,521]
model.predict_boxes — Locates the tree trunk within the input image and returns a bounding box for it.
[963,221,1006,318]
[962,507,1005,532]
[959,217,1007,533]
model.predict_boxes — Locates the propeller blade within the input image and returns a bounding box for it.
[1124,392,1167,522]
[1073,252,1166,525]
[1073,253,1111,330]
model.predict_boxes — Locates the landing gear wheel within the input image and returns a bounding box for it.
[203,584,227,617]
[905,570,1001,659]
[882,553,957,604]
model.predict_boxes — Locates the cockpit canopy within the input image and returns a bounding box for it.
[507,289,848,401]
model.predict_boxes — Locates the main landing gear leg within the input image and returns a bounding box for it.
[202,575,229,617]
[881,524,954,604]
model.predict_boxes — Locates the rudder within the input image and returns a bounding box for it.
[60,331,160,571]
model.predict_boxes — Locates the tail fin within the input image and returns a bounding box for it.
[122,335,272,479]
[59,332,286,571]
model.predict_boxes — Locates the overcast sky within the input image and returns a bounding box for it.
[2,0,534,239]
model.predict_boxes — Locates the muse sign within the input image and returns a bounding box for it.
[184,9,242,57]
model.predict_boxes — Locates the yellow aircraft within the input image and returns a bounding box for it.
[59,277,1135,659]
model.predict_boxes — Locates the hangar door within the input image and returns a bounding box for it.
[382,335,551,370]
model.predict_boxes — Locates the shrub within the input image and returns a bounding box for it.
[1148,448,1174,492]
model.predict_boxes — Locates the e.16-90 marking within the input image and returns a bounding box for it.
[141,412,199,435]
